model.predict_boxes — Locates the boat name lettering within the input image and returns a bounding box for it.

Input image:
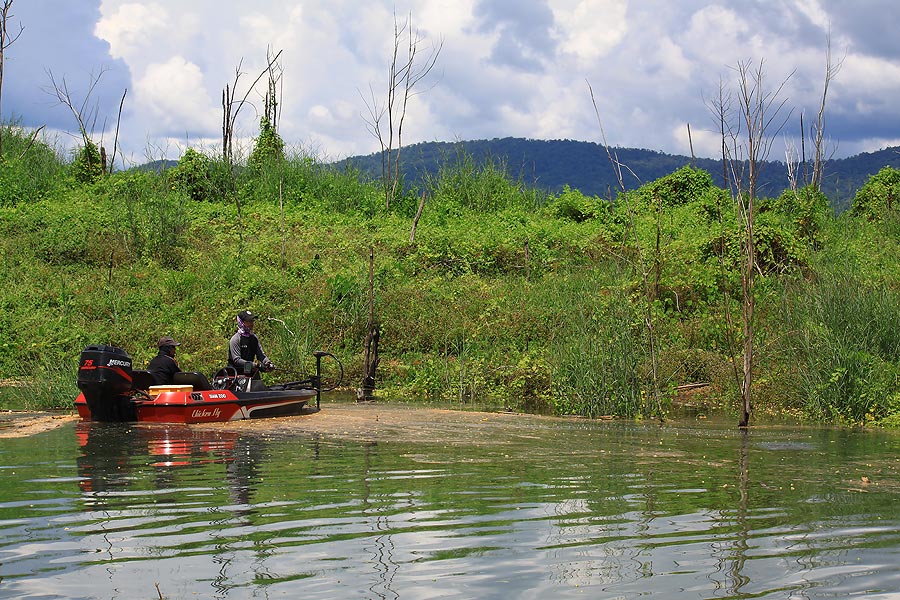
[191,407,222,419]
[107,360,131,367]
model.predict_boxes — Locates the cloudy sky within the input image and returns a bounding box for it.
[5,0,899,169]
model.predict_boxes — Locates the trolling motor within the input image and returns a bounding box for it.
[212,350,343,409]
[311,350,341,409]
[264,351,343,409]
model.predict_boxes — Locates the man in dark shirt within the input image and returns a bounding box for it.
[147,335,182,385]
[228,310,275,377]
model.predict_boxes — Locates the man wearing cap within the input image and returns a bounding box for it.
[147,336,182,386]
[229,310,275,378]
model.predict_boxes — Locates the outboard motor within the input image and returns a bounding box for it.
[76,345,138,421]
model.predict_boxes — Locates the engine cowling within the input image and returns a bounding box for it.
[76,345,137,421]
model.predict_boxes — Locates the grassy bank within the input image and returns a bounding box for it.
[2,125,899,426]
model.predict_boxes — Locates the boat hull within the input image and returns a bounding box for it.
[75,388,316,424]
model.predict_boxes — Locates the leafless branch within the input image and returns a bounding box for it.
[361,10,442,209]
[16,124,44,160]
[0,0,24,158]
[810,30,844,191]
[108,88,126,174]
[45,67,109,146]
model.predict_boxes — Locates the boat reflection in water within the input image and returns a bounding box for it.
[75,421,264,510]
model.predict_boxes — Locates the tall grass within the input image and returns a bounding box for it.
[776,273,900,423]
[0,122,66,208]
[541,273,647,418]
[0,357,79,411]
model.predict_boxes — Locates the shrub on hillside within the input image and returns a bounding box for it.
[247,116,285,176]
[169,148,229,202]
[850,166,900,221]
[71,141,104,184]
[545,186,610,222]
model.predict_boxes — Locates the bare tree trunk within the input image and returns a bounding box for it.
[524,239,531,280]
[108,88,127,174]
[800,112,807,187]
[219,51,282,248]
[359,246,380,402]
[731,60,791,428]
[810,31,842,192]
[409,191,426,242]
[687,122,695,167]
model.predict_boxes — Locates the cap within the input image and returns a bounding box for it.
[238,310,258,321]
[157,335,181,348]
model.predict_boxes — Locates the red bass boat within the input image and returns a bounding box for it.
[75,344,341,424]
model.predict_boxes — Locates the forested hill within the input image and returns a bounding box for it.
[342,138,900,212]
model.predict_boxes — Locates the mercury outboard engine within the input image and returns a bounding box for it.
[76,345,138,421]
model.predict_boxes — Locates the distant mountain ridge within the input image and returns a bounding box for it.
[342,138,900,212]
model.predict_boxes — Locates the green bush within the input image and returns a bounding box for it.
[545,185,609,222]
[169,148,227,202]
[850,166,900,221]
[247,116,285,176]
[71,140,104,184]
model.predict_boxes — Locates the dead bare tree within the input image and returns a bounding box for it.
[0,0,22,159]
[703,77,733,191]
[46,69,105,150]
[222,50,283,164]
[45,68,127,177]
[107,88,127,174]
[220,49,283,246]
[705,77,746,405]
[722,60,792,428]
[362,11,442,210]
[409,191,427,242]
[258,49,286,269]
[808,31,843,191]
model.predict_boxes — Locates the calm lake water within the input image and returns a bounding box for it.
[2,405,900,599]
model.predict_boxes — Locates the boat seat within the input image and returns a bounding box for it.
[132,370,156,391]
[173,371,212,391]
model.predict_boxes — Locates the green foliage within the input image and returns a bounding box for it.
[767,185,830,245]
[850,166,900,221]
[639,165,716,207]
[544,185,610,222]
[169,148,229,202]
[247,116,285,176]
[4,141,900,427]
[170,148,210,201]
[240,151,380,214]
[71,140,103,184]
[0,357,78,410]
[546,278,648,418]
[775,273,900,424]
[424,149,547,214]
[0,124,65,207]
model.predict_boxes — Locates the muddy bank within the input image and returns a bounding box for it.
[197,402,557,445]
[0,412,80,438]
[0,403,557,444]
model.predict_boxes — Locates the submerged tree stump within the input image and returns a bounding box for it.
[359,323,380,402]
